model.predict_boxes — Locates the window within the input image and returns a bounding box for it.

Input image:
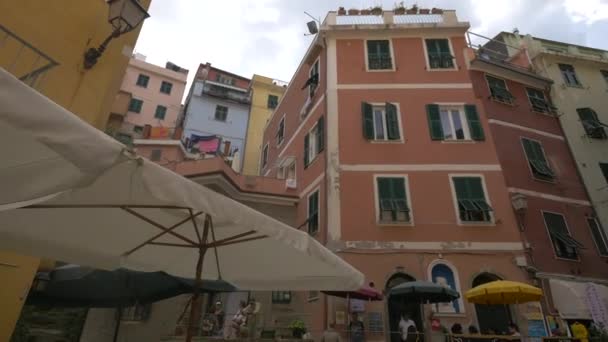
[367,40,393,70]
[277,116,285,145]
[425,39,454,69]
[362,102,401,141]
[376,177,410,223]
[577,108,607,139]
[121,304,151,322]
[307,190,319,235]
[303,59,319,98]
[308,290,319,302]
[601,70,608,87]
[150,149,162,161]
[133,125,143,134]
[154,105,167,120]
[272,291,292,304]
[452,177,493,223]
[214,105,228,121]
[128,98,143,113]
[216,74,235,85]
[427,104,484,141]
[261,143,268,169]
[559,64,581,87]
[588,217,608,257]
[268,94,279,109]
[486,75,514,104]
[526,88,554,113]
[521,138,555,181]
[600,163,608,184]
[160,81,173,94]
[136,74,149,88]
[304,117,324,167]
[543,212,583,260]
[430,263,461,313]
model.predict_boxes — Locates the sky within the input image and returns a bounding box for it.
[134,0,608,100]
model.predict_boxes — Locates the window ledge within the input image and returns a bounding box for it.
[565,84,584,89]
[490,98,515,106]
[440,140,476,144]
[277,139,284,147]
[377,221,414,227]
[307,297,320,303]
[426,66,459,72]
[366,68,396,72]
[458,221,495,227]
[555,256,581,263]
[304,154,322,170]
[531,109,557,117]
[369,139,405,144]
[532,176,557,184]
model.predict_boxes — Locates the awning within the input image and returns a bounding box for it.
[549,279,591,319]
[0,68,364,291]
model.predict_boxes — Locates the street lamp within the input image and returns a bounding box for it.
[83,0,150,69]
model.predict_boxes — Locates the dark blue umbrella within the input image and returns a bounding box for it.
[389,281,459,303]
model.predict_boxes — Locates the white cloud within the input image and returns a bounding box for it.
[563,0,608,24]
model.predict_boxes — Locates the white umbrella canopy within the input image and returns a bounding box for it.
[0,68,364,292]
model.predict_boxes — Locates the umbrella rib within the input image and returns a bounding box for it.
[206,235,268,248]
[121,207,199,246]
[204,230,257,247]
[148,242,199,248]
[207,216,223,280]
[123,211,204,256]
[188,209,203,244]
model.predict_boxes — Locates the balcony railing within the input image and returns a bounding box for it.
[0,24,58,90]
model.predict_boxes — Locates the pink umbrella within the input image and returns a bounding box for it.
[323,285,383,301]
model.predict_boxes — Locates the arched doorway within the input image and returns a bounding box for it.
[386,273,418,342]
[472,273,512,335]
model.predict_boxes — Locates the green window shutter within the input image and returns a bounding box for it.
[522,138,536,161]
[467,178,484,199]
[391,178,406,200]
[385,103,400,140]
[362,102,374,139]
[377,178,392,201]
[317,116,325,152]
[304,134,310,167]
[600,163,608,183]
[426,104,444,140]
[465,105,485,141]
[438,39,451,54]
[453,178,470,200]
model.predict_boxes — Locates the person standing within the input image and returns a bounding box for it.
[349,313,365,342]
[398,314,417,342]
[213,301,225,337]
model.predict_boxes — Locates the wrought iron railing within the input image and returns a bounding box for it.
[0,24,58,89]
[466,31,533,74]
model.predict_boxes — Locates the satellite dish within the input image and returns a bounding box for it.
[307,21,318,35]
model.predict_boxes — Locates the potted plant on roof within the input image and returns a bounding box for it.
[371,5,383,15]
[338,7,346,15]
[288,319,307,339]
[431,7,443,14]
[361,8,371,15]
[394,1,406,14]
[348,8,360,15]
[407,4,418,14]
[419,8,430,14]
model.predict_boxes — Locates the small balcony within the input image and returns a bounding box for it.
[0,24,58,91]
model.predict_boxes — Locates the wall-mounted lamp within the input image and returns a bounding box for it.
[511,193,528,212]
[84,0,150,69]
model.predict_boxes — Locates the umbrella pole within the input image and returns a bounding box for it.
[186,215,211,342]
[113,307,123,342]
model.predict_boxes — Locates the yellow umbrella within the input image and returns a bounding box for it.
[465,280,543,304]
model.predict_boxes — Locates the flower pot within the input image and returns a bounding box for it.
[406,8,417,14]
[361,9,371,15]
[394,8,406,15]
[419,8,430,14]
[371,7,383,15]
[292,329,305,339]
[431,8,443,14]
[338,7,346,15]
[348,9,360,15]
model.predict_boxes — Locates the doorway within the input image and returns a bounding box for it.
[386,273,419,342]
[472,273,512,335]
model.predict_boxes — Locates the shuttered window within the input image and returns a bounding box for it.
[361,102,401,141]
[136,74,149,88]
[426,104,484,141]
[543,212,583,260]
[154,105,167,120]
[160,81,173,94]
[307,190,319,235]
[587,217,608,257]
[304,116,324,168]
[452,177,492,223]
[425,39,454,69]
[261,144,268,169]
[367,40,393,70]
[128,99,143,113]
[577,108,607,139]
[377,177,410,223]
[486,75,514,104]
[559,64,581,87]
[521,138,554,180]
[277,117,285,145]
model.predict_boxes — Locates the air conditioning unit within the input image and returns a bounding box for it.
[286,178,297,189]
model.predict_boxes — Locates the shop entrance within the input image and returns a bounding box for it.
[386,273,419,342]
[473,273,512,335]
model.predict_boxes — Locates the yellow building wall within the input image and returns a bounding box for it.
[0,251,40,342]
[0,0,151,129]
[242,75,286,175]
[0,1,150,339]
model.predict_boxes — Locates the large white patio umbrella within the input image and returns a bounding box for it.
[0,69,364,340]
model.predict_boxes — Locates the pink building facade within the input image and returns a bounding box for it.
[261,10,530,340]
[110,56,188,139]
